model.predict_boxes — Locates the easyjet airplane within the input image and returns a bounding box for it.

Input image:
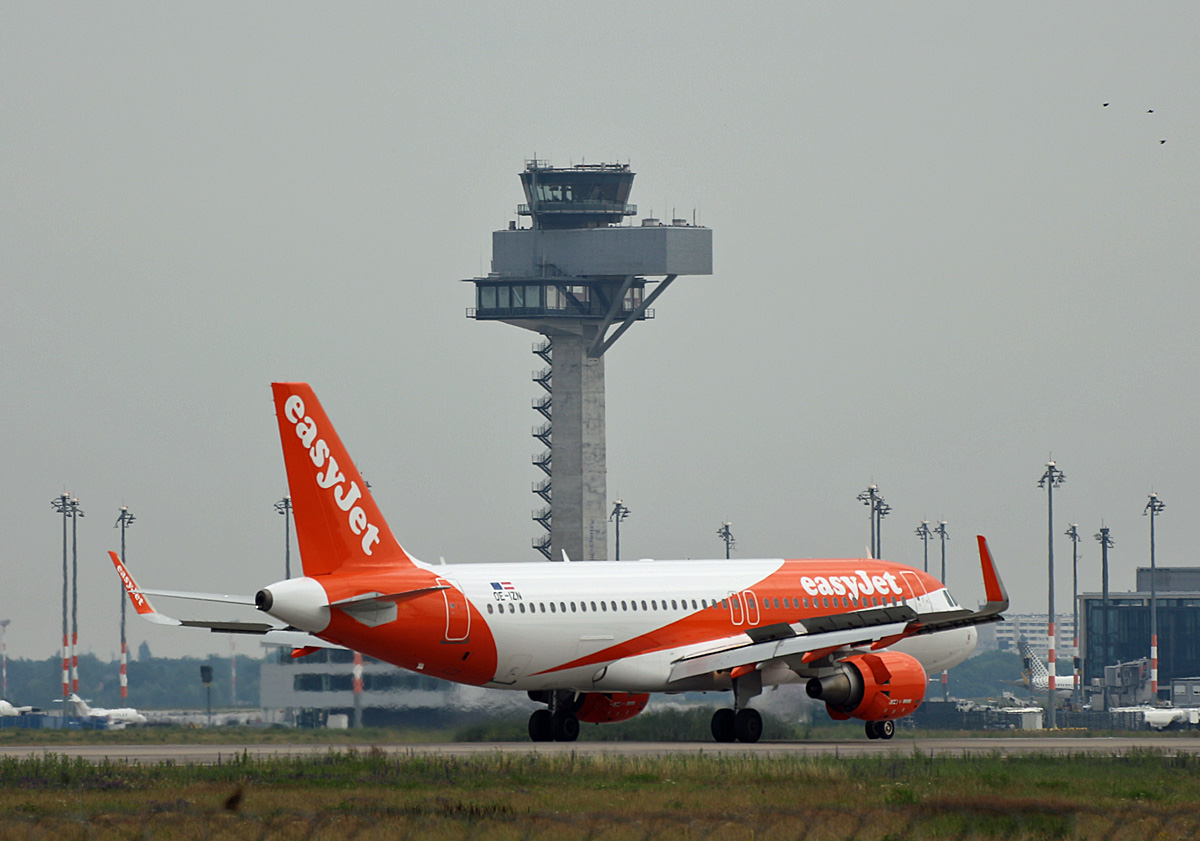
[111,382,1008,742]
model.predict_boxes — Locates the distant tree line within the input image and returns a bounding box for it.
[3,652,261,711]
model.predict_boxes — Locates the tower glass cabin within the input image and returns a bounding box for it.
[466,160,712,561]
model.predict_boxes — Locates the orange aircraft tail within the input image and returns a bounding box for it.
[272,382,413,576]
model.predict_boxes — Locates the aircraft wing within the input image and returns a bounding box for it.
[668,535,1008,683]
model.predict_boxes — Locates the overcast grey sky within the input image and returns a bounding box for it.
[3,3,1198,663]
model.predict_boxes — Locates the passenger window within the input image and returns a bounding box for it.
[560,602,566,613]
[571,602,577,612]
[550,603,556,613]
[641,601,648,611]
[692,600,698,609]
[671,600,678,610]
[651,600,657,610]
[580,602,587,612]
[621,601,627,611]
[591,601,597,612]
[611,601,617,612]
[762,597,769,609]
[487,604,494,614]
[601,601,607,612]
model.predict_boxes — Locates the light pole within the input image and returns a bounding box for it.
[857,486,879,558]
[875,499,891,558]
[932,521,949,700]
[69,496,83,694]
[1037,460,1065,728]
[275,497,293,578]
[609,500,630,561]
[50,493,80,707]
[114,507,135,700]
[1095,525,1114,707]
[1065,523,1081,708]
[933,521,949,583]
[717,522,735,560]
[1144,493,1165,702]
[915,521,932,573]
[0,619,9,700]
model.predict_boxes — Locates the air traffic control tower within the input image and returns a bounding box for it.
[466,160,712,561]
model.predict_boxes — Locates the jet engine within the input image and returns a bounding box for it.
[805,651,926,721]
[574,692,650,724]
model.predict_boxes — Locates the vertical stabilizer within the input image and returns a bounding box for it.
[272,383,412,576]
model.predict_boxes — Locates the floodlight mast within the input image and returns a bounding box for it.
[609,499,630,561]
[931,520,950,701]
[856,485,887,558]
[1065,523,1081,709]
[717,522,735,559]
[1094,524,1114,704]
[1037,460,1065,729]
[933,521,949,583]
[875,500,891,558]
[70,497,83,694]
[50,493,80,708]
[1144,493,1166,701]
[0,619,9,700]
[275,497,293,578]
[114,507,136,699]
[915,521,932,573]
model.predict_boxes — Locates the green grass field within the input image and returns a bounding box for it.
[2,747,1199,839]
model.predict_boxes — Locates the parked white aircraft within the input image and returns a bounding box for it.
[1017,637,1079,699]
[113,382,1008,742]
[66,693,147,728]
[0,700,35,716]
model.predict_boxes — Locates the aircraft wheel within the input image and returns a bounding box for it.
[551,711,580,742]
[734,708,763,743]
[865,721,880,740]
[877,719,895,740]
[529,709,553,742]
[711,708,736,743]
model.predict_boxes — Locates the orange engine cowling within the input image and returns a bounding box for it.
[805,651,927,722]
[574,692,650,724]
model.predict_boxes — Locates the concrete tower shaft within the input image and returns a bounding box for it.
[467,160,712,561]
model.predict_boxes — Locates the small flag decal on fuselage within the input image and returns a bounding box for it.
[490,581,522,602]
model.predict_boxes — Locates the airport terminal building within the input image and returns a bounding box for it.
[1080,567,1200,693]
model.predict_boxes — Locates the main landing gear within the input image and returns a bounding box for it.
[865,719,895,740]
[527,690,580,742]
[711,669,765,743]
[710,707,763,743]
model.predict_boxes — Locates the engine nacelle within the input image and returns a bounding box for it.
[574,692,650,724]
[805,651,926,722]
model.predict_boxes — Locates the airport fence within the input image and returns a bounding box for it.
[4,802,1200,840]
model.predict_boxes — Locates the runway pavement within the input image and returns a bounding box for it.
[4,736,1200,763]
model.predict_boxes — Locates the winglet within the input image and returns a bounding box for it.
[108,551,181,626]
[976,535,1009,612]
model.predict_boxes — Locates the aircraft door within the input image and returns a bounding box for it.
[726,592,745,626]
[743,590,761,626]
[437,578,470,642]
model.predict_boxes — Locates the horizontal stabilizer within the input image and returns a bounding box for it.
[136,588,256,606]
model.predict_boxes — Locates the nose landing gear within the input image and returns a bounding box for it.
[865,719,895,740]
